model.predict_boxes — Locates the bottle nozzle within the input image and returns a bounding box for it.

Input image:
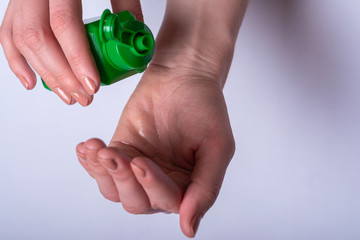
[133,33,153,54]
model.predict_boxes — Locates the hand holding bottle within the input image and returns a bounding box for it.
[0,0,143,106]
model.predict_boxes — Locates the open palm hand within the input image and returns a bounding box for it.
[76,63,235,237]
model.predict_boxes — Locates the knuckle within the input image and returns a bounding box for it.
[50,10,74,34]
[12,31,25,49]
[197,188,218,218]
[53,72,67,82]
[41,71,54,85]
[195,180,220,209]
[206,186,219,205]
[68,53,83,68]
[23,26,46,51]
[53,73,77,89]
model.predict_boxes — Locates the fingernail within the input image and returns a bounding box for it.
[191,216,202,237]
[131,162,146,178]
[55,87,72,105]
[72,92,89,107]
[81,76,96,95]
[17,75,29,89]
[99,158,118,171]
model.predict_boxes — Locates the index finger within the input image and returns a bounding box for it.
[49,0,100,95]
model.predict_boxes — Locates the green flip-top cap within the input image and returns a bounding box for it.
[99,9,155,76]
[42,9,155,91]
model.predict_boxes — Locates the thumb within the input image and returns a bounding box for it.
[179,141,235,238]
[110,0,144,22]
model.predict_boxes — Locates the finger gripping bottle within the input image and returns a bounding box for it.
[42,9,155,90]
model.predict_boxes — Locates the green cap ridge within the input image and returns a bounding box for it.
[42,9,155,91]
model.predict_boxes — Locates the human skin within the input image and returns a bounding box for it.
[77,0,248,237]
[0,0,248,238]
[0,0,143,106]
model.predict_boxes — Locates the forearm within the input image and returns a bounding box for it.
[152,0,249,86]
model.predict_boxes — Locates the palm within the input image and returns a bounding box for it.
[76,64,235,237]
[110,65,232,193]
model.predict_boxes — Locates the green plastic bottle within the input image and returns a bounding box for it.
[42,9,155,90]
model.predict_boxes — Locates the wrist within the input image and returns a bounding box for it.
[150,0,248,87]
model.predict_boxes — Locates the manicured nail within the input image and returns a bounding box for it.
[131,162,146,178]
[99,158,118,171]
[72,92,89,107]
[55,87,72,105]
[17,75,29,89]
[191,215,202,237]
[81,76,96,95]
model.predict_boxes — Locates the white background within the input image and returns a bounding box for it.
[1,1,359,239]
